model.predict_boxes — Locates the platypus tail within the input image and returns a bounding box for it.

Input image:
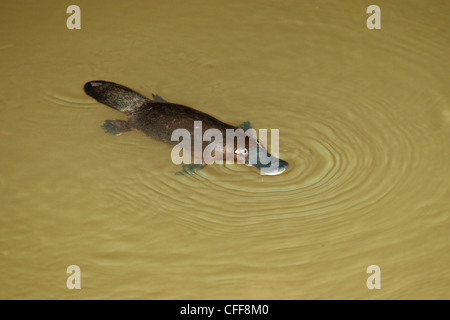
[84,80,150,112]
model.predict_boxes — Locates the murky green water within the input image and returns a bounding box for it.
[0,0,449,299]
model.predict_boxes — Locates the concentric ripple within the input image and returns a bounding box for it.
[40,74,448,238]
[123,78,448,236]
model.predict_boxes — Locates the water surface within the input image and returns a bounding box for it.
[0,0,449,299]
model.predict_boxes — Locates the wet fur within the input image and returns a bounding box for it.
[84,80,246,154]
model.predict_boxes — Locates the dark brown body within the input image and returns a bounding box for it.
[83,80,288,175]
[130,101,237,145]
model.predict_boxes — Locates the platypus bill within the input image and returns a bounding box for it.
[83,80,288,175]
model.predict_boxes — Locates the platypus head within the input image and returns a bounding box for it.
[223,129,288,175]
[84,80,149,113]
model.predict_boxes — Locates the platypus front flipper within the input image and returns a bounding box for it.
[238,121,252,131]
[151,93,167,103]
[102,120,131,136]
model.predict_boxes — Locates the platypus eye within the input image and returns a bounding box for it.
[235,148,248,156]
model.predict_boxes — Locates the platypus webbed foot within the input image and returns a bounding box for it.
[101,120,131,136]
[175,164,206,175]
[151,93,167,103]
[237,121,252,131]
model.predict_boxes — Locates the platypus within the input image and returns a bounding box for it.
[83,80,288,175]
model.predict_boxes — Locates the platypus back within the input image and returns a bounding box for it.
[83,80,289,175]
[84,81,149,113]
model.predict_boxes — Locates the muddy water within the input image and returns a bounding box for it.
[0,0,449,299]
